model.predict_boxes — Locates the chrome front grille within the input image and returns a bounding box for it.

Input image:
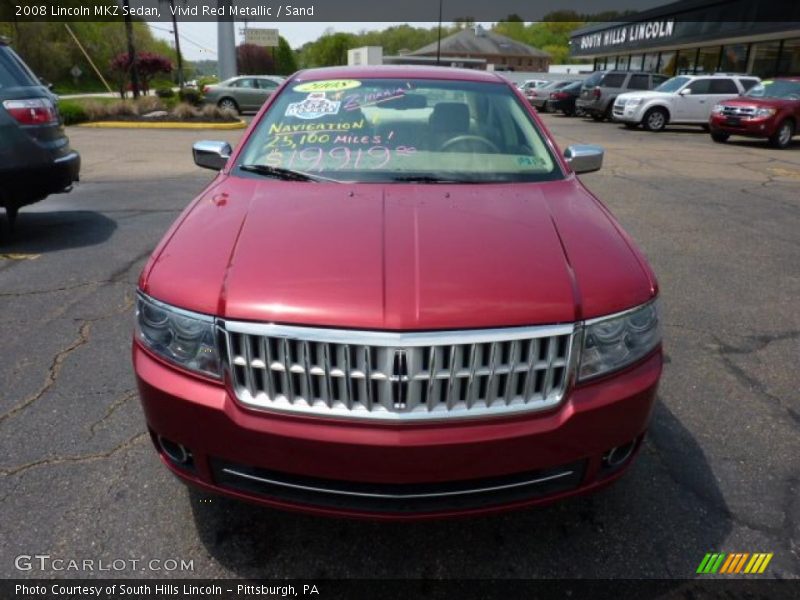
[221,321,577,421]
[721,105,756,117]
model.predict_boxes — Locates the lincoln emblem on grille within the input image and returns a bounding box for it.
[390,349,410,408]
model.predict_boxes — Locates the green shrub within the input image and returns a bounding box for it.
[178,89,202,106]
[58,101,88,125]
[197,76,218,89]
[155,87,175,98]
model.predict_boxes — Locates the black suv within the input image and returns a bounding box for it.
[0,38,80,234]
[577,70,669,121]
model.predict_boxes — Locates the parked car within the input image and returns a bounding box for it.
[0,37,80,235]
[545,80,584,116]
[517,79,549,93]
[134,66,662,519]
[613,74,760,132]
[202,75,284,113]
[529,80,579,112]
[709,78,800,149]
[577,70,669,121]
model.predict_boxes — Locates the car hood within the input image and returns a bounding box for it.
[140,177,655,330]
[720,96,797,109]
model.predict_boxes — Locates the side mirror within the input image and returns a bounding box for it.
[564,144,604,174]
[193,140,232,171]
[679,88,691,96]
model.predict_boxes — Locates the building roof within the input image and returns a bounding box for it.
[410,26,550,59]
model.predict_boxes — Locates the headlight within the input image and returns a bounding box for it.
[135,293,221,378]
[711,104,724,114]
[579,299,661,380]
[626,97,643,106]
[754,107,776,118]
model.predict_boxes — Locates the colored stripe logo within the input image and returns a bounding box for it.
[697,552,773,574]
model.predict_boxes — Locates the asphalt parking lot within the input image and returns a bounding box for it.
[0,115,798,580]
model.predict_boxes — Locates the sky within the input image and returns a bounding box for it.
[149,22,459,61]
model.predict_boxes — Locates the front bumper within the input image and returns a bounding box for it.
[612,102,645,123]
[134,343,661,519]
[709,114,779,138]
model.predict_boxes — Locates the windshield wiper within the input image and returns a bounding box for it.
[239,164,336,183]
[391,175,481,184]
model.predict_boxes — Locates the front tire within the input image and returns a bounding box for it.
[217,97,240,114]
[643,107,668,131]
[769,120,794,149]
[711,131,729,143]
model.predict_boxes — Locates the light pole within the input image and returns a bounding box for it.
[217,1,237,80]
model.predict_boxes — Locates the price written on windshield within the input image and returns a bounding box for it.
[266,146,417,171]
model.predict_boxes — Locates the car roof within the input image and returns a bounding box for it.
[677,73,756,78]
[292,65,506,84]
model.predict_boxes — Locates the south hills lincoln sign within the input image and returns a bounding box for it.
[577,20,676,52]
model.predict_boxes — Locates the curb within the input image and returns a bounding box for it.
[76,119,247,130]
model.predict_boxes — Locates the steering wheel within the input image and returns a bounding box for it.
[439,135,500,153]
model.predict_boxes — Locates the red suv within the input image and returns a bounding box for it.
[709,78,800,149]
[133,67,662,519]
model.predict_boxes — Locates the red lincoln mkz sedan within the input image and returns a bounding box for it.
[133,66,662,519]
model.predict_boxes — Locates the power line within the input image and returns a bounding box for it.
[147,24,217,56]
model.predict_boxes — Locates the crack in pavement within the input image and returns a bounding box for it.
[0,431,147,477]
[710,331,800,427]
[644,434,785,541]
[89,389,139,435]
[0,279,128,299]
[0,322,91,425]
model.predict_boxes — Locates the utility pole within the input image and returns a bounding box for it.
[169,0,185,89]
[122,0,140,98]
[436,0,443,66]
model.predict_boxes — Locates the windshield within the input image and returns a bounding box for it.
[654,76,690,93]
[582,71,603,88]
[745,80,800,100]
[237,78,560,183]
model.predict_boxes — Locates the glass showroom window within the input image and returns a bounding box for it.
[751,41,781,78]
[606,56,618,70]
[643,53,659,73]
[720,44,748,73]
[777,38,800,75]
[629,54,644,71]
[696,46,722,74]
[676,48,698,74]
[617,55,630,70]
[658,51,676,75]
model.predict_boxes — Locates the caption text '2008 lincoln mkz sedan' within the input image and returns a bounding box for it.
[132,66,662,519]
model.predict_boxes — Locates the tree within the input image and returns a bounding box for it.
[122,0,141,98]
[274,37,298,76]
[0,22,178,93]
[236,44,274,75]
[111,51,172,96]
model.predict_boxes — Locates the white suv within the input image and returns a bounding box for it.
[613,74,760,131]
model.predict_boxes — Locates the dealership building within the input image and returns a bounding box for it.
[569,0,800,78]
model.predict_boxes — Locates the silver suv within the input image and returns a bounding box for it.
[613,74,761,131]
[577,70,669,121]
